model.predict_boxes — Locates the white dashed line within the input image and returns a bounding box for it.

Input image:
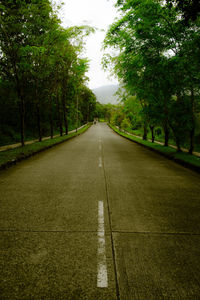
[99,157,102,168]
[97,201,108,288]
[99,137,102,152]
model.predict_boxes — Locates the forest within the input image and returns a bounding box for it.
[0,0,97,147]
[102,0,200,154]
[1,0,200,154]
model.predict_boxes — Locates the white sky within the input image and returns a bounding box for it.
[58,0,119,89]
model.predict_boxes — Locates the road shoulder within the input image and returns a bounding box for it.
[108,123,200,174]
[0,124,91,171]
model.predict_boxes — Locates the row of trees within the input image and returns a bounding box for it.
[103,0,200,153]
[0,0,97,146]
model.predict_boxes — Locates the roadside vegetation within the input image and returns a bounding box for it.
[0,124,91,170]
[0,1,97,147]
[101,0,200,155]
[109,123,200,172]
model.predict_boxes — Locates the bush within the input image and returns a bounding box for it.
[121,118,132,130]
[113,112,124,127]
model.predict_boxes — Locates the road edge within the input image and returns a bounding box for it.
[108,123,200,174]
[0,124,92,171]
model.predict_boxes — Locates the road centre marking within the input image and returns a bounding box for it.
[99,157,102,168]
[99,138,102,151]
[97,201,108,288]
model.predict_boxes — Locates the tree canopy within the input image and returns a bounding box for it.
[103,0,200,153]
[0,0,96,146]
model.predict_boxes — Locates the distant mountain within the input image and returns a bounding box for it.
[93,84,119,105]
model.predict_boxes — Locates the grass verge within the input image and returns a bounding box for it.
[108,123,200,173]
[0,124,91,170]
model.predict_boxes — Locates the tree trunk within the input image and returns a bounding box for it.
[16,79,25,147]
[163,97,169,146]
[62,94,68,135]
[189,86,195,154]
[49,95,54,139]
[56,93,63,136]
[20,94,25,147]
[36,93,41,143]
[170,124,181,152]
[76,95,78,133]
[150,125,155,143]
[143,122,148,140]
[163,124,169,146]
[175,136,181,152]
[36,102,42,142]
[189,127,195,154]
[35,84,42,142]
[87,104,89,123]
[12,56,25,146]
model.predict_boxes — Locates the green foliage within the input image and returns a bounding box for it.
[166,0,200,24]
[0,1,97,146]
[121,117,132,130]
[123,96,142,129]
[113,110,124,127]
[103,0,200,153]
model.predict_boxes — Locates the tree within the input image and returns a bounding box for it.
[0,0,59,145]
[104,0,200,152]
[0,2,96,146]
[166,0,200,24]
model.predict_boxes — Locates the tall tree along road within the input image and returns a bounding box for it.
[0,123,200,299]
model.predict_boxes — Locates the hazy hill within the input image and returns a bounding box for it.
[93,84,119,104]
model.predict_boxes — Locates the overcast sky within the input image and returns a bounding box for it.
[58,0,119,89]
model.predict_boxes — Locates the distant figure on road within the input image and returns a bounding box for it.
[93,118,98,125]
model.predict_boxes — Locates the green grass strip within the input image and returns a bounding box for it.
[109,123,200,172]
[0,124,91,170]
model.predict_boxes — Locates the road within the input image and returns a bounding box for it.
[0,123,200,299]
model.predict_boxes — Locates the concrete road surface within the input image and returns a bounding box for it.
[0,123,200,299]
